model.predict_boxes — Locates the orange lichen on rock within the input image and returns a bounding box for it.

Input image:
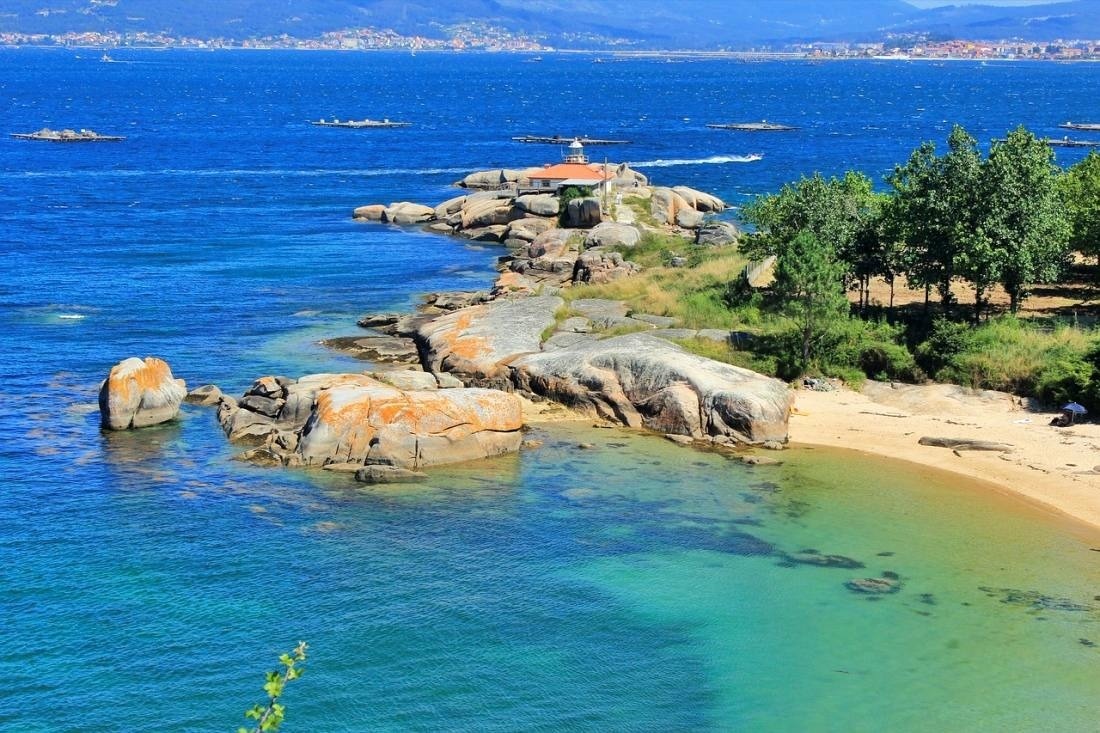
[99,356,187,430]
[296,375,523,468]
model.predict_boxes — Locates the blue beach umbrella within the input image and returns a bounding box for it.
[1061,402,1088,415]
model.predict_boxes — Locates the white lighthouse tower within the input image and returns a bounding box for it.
[564,138,588,163]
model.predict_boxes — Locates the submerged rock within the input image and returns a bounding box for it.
[98,357,187,430]
[846,573,902,595]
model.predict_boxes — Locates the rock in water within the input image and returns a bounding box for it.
[99,357,187,430]
[512,332,791,443]
[297,377,523,468]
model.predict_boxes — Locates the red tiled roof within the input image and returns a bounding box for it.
[527,163,611,181]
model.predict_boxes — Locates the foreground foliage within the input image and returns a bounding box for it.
[239,642,308,733]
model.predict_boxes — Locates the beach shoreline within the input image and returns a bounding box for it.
[790,381,1100,536]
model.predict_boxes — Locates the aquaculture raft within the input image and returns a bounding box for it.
[311,118,411,128]
[1059,122,1100,132]
[11,128,125,142]
[512,135,630,145]
[706,122,798,131]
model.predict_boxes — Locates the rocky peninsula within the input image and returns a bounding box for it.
[98,149,793,483]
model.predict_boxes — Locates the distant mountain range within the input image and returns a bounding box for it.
[3,0,1099,48]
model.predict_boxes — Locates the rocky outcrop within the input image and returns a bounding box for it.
[505,217,557,243]
[675,209,705,229]
[573,249,642,284]
[672,186,725,213]
[99,357,187,430]
[512,332,791,444]
[416,295,563,386]
[650,187,692,225]
[433,194,468,220]
[461,198,515,229]
[584,222,641,249]
[608,163,648,190]
[459,167,543,190]
[695,221,740,248]
[564,197,602,228]
[382,202,435,225]
[352,204,386,221]
[217,373,524,470]
[514,194,559,217]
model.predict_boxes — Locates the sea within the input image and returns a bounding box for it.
[1,49,1098,732]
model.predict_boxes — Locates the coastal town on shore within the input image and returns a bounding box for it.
[5,25,1100,61]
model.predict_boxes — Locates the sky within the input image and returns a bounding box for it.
[906,0,1066,6]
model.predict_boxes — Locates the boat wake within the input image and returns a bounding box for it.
[632,154,762,167]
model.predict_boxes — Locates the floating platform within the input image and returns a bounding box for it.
[1059,122,1100,132]
[1047,137,1100,148]
[11,128,125,142]
[512,135,631,145]
[311,118,411,128]
[706,122,798,131]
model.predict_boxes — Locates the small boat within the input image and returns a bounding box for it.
[512,134,630,145]
[744,153,764,162]
[1059,121,1100,132]
[707,121,798,132]
[11,127,125,142]
[311,118,411,128]
[100,53,114,63]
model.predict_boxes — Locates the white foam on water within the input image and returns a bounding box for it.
[632,154,762,167]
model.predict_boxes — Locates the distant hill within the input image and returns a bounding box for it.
[2,1,1098,47]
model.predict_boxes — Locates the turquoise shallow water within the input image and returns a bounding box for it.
[1,49,1099,731]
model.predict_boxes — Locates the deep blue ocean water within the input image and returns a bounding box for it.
[1,49,1099,732]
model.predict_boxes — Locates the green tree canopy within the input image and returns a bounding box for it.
[772,230,850,371]
[984,126,1070,313]
[741,171,881,286]
[888,125,986,313]
[1058,150,1100,263]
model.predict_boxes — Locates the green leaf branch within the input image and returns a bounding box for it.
[238,641,307,733]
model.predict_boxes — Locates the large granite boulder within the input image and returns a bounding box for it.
[506,217,557,243]
[514,194,559,217]
[512,333,791,443]
[565,197,602,228]
[353,204,386,221]
[297,377,523,469]
[573,249,641,284]
[673,186,726,213]
[696,221,741,248]
[608,163,648,190]
[650,187,692,225]
[461,198,516,229]
[433,194,468,220]
[675,208,705,229]
[99,357,187,430]
[584,222,641,249]
[217,373,523,470]
[416,295,564,385]
[382,202,435,225]
[459,168,542,190]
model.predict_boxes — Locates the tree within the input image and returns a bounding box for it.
[741,171,881,295]
[240,642,308,733]
[1058,150,1100,264]
[773,230,850,370]
[889,125,986,315]
[984,126,1070,313]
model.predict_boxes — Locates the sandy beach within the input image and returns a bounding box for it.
[790,381,1100,533]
